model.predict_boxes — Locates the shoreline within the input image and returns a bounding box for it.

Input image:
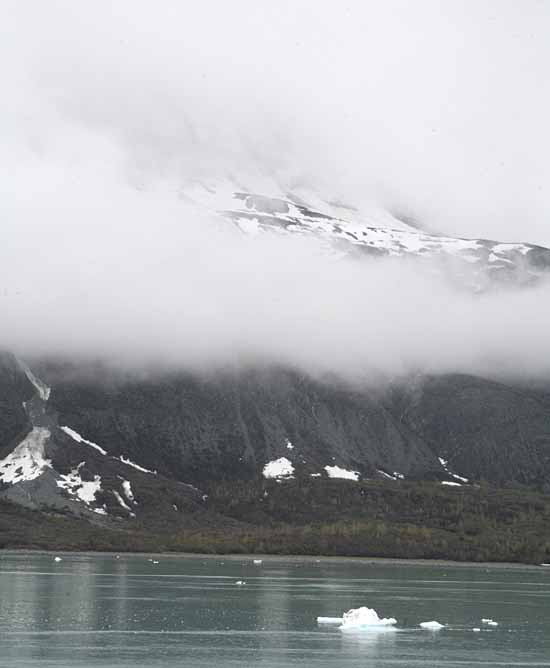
[1,548,546,570]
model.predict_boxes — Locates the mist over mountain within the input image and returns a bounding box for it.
[2,2,550,560]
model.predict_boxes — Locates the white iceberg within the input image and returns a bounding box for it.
[340,607,397,630]
[420,620,445,630]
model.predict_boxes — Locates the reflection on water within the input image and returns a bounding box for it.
[0,553,549,667]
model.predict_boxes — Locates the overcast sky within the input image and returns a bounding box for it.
[2,1,550,379]
[4,0,550,243]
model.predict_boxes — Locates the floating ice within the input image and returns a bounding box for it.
[54,556,62,562]
[482,618,498,626]
[235,580,245,585]
[253,559,262,565]
[262,457,294,479]
[324,465,359,481]
[420,620,445,630]
[473,628,481,632]
[340,607,397,630]
[317,616,344,625]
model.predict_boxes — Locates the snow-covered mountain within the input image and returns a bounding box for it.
[183,182,550,290]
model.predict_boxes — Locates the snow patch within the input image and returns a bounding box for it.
[263,457,294,479]
[377,469,404,481]
[56,463,102,505]
[121,479,135,502]
[0,428,51,483]
[60,426,107,455]
[286,439,294,450]
[325,465,359,481]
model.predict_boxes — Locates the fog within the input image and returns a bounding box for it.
[2,1,550,380]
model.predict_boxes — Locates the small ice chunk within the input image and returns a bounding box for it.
[253,559,262,565]
[482,619,498,626]
[340,607,397,630]
[473,628,481,632]
[54,556,62,562]
[317,616,344,625]
[235,580,245,585]
[420,621,445,630]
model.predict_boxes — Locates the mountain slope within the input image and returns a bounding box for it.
[185,183,550,290]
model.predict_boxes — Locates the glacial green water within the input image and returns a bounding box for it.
[0,552,549,667]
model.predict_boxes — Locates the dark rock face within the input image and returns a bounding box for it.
[390,374,550,487]
[45,366,441,484]
[3,356,550,515]
[0,353,33,456]
[30,362,550,488]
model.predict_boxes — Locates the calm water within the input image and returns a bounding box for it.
[0,552,549,667]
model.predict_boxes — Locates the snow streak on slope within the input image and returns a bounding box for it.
[19,360,51,401]
[61,426,108,455]
[182,183,550,289]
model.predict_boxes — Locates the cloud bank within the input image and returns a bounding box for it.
[2,0,550,380]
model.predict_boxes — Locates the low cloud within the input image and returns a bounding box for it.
[2,1,550,381]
